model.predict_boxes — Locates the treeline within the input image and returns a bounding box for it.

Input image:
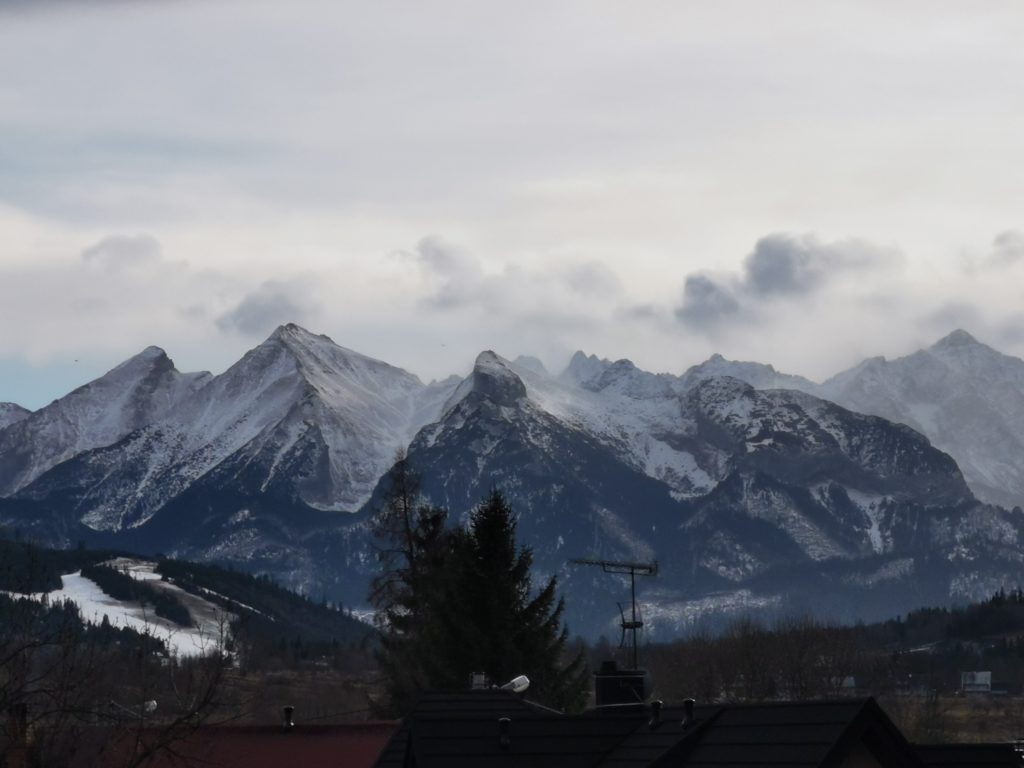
[0,592,169,656]
[641,589,1024,707]
[0,528,377,672]
[0,535,117,593]
[80,563,192,627]
[869,588,1024,647]
[644,617,868,704]
[155,558,376,671]
[1,591,232,766]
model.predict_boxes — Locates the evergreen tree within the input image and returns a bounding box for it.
[425,489,589,712]
[369,452,454,715]
[370,465,588,714]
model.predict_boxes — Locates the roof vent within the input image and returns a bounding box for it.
[681,699,695,728]
[648,699,663,730]
[498,717,511,751]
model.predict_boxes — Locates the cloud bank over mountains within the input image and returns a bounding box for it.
[675,234,899,331]
[3,223,1024,411]
[1,1,1023,406]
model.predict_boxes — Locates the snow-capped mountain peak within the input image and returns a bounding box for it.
[931,328,981,351]
[9,325,461,530]
[0,403,31,431]
[819,329,1024,507]
[467,350,528,405]
[513,355,548,376]
[261,323,424,403]
[560,350,612,387]
[0,346,211,495]
[682,353,817,391]
[5,326,1024,638]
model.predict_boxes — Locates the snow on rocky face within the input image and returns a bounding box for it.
[680,353,817,391]
[401,348,1014,635]
[0,403,31,431]
[4,326,1024,636]
[0,347,211,497]
[11,325,458,532]
[818,329,1024,509]
[676,331,1024,511]
[165,323,448,513]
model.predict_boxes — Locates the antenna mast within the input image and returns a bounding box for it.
[570,558,657,668]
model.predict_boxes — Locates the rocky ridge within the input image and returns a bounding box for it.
[2,326,1023,635]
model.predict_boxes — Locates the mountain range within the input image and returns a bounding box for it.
[2,325,1023,637]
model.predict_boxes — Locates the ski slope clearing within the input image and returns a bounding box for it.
[6,560,231,657]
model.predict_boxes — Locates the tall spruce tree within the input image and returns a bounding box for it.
[425,489,589,712]
[368,452,453,715]
[370,467,588,714]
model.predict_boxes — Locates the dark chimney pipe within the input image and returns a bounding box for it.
[283,705,295,732]
[647,700,663,730]
[681,699,695,728]
[498,717,511,751]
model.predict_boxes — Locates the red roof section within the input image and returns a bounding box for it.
[118,722,399,768]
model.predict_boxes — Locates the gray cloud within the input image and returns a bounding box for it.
[410,235,624,313]
[990,230,1024,268]
[925,302,982,334]
[619,303,661,321]
[81,234,161,270]
[676,233,893,330]
[674,274,742,329]
[217,280,318,336]
[410,236,483,310]
[743,233,885,297]
[561,261,622,297]
[997,314,1024,347]
[0,0,167,13]
[744,235,827,296]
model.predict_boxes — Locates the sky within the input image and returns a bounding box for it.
[2,0,1023,409]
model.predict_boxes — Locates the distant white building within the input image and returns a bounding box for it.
[961,670,992,694]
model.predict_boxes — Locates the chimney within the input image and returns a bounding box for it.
[593,660,652,707]
[647,700,663,730]
[470,672,489,690]
[498,717,511,751]
[282,705,295,732]
[681,698,695,728]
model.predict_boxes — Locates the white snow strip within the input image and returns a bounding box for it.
[6,569,229,657]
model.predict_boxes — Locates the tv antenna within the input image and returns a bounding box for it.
[570,558,657,669]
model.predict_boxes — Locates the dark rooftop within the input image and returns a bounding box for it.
[373,690,946,768]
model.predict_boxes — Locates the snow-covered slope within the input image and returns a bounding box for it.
[819,330,1024,508]
[4,327,1024,636]
[0,348,211,496]
[5,558,228,657]
[675,332,1024,511]
[0,403,30,431]
[11,325,457,532]
[402,349,1013,635]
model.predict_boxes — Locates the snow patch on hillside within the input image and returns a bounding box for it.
[6,567,228,657]
[845,489,890,554]
[638,589,783,636]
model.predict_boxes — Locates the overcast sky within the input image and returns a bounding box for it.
[2,1,1023,409]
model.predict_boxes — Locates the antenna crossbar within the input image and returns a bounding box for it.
[570,557,658,669]
[570,558,657,576]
